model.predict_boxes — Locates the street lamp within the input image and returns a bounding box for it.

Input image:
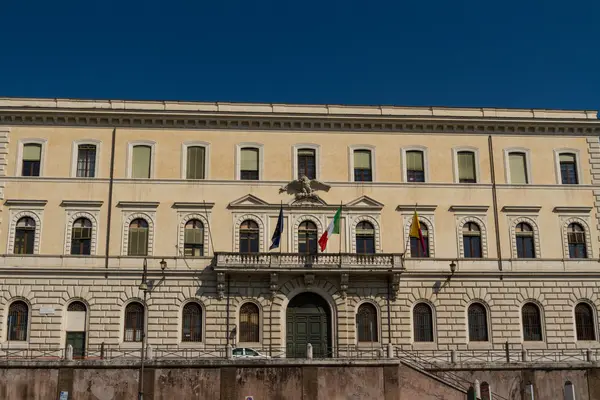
[138,258,148,400]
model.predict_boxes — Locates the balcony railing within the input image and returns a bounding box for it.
[214,252,404,270]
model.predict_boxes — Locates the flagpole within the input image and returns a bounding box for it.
[280,201,283,255]
[203,200,215,255]
[404,203,417,257]
[339,201,343,264]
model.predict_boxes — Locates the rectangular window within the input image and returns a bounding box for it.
[240,148,259,180]
[186,146,206,179]
[22,143,42,177]
[77,144,97,178]
[560,153,578,184]
[132,145,152,179]
[297,149,316,180]
[457,151,476,183]
[354,150,372,182]
[508,152,528,184]
[406,150,425,182]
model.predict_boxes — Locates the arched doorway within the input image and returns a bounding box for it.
[286,292,331,358]
[65,301,87,358]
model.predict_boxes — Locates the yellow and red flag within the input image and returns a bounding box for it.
[409,211,426,253]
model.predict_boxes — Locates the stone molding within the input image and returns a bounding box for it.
[508,216,541,259]
[559,216,593,258]
[456,215,488,258]
[177,212,211,257]
[64,210,100,255]
[403,214,435,257]
[232,213,266,252]
[7,210,43,254]
[121,211,156,256]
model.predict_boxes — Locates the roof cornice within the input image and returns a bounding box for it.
[0,98,599,135]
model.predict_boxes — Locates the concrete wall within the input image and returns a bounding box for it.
[0,360,465,400]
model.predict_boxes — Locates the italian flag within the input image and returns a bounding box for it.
[318,206,342,252]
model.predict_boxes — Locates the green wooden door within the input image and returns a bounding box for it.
[286,293,331,358]
[66,332,86,358]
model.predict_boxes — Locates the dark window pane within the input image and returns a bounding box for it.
[14,217,35,255]
[522,303,542,341]
[297,149,316,180]
[413,303,433,342]
[71,218,92,255]
[182,303,203,342]
[22,161,41,177]
[468,304,488,341]
[357,304,378,342]
[568,223,587,258]
[356,221,375,254]
[560,154,578,184]
[298,221,317,254]
[77,144,97,178]
[124,303,144,342]
[240,220,259,253]
[575,303,595,341]
[7,301,28,341]
[239,303,259,342]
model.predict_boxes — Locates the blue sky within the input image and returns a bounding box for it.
[1,0,598,110]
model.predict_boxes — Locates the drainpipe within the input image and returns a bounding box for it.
[226,275,230,346]
[488,135,503,272]
[104,128,117,278]
[386,275,392,344]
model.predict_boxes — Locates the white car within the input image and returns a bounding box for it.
[232,347,271,358]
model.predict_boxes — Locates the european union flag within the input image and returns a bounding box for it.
[270,205,284,250]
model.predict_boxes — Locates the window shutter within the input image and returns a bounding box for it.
[241,148,259,171]
[132,146,152,178]
[509,153,527,184]
[187,147,205,179]
[23,144,41,161]
[406,151,424,171]
[185,228,203,244]
[560,153,576,163]
[354,150,371,169]
[457,152,476,181]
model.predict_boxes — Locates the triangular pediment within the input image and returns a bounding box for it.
[228,194,270,208]
[289,195,328,207]
[346,196,384,209]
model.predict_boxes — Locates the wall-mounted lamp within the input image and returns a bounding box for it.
[160,258,167,271]
[449,260,457,274]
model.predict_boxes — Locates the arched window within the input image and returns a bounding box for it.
[356,221,375,254]
[410,223,429,257]
[413,303,434,342]
[481,382,491,400]
[567,223,587,258]
[575,303,595,341]
[357,303,378,342]
[239,303,259,342]
[7,301,28,341]
[467,303,488,342]
[128,219,149,256]
[239,220,259,253]
[71,218,92,255]
[522,303,542,341]
[462,222,482,258]
[14,217,36,255]
[182,303,203,342]
[184,219,204,257]
[68,301,86,312]
[124,302,144,342]
[298,221,318,254]
[516,222,535,258]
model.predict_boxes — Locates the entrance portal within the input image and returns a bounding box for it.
[286,292,332,358]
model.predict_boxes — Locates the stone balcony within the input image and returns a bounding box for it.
[213,252,405,272]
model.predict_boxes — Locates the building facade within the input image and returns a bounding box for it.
[0,98,599,359]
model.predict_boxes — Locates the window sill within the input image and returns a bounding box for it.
[411,342,437,351]
[467,341,493,350]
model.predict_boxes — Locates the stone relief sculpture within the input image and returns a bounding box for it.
[279,175,331,199]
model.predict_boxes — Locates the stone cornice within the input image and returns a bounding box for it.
[553,206,593,213]
[0,99,599,135]
[60,200,104,208]
[4,199,47,207]
[171,202,215,209]
[116,201,160,209]
[501,206,542,213]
